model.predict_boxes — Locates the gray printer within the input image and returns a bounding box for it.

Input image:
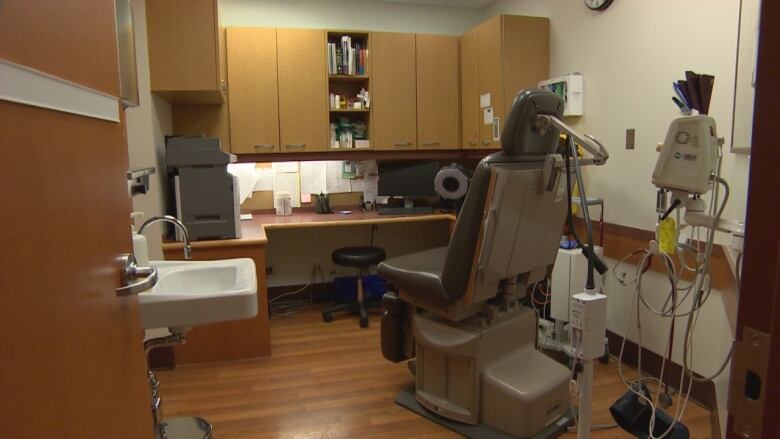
[167,135,242,241]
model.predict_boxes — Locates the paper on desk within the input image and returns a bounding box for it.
[272,161,299,173]
[253,167,274,191]
[273,172,301,208]
[240,213,253,221]
[325,161,352,193]
[227,163,260,204]
[300,161,327,198]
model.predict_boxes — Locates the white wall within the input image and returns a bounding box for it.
[482,1,746,433]
[484,0,750,236]
[220,0,484,34]
[125,0,173,260]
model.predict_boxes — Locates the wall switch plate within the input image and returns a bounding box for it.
[626,128,635,149]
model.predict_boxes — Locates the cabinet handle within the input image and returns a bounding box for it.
[285,143,306,149]
[422,141,440,147]
[254,143,275,149]
[481,140,492,146]
[468,140,478,146]
[393,141,412,147]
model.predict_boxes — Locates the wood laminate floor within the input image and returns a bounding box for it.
[157,306,713,438]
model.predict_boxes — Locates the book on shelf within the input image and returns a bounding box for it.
[328,35,368,76]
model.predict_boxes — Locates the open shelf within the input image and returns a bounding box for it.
[330,108,370,113]
[329,74,369,81]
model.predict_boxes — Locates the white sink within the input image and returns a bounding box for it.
[138,259,258,331]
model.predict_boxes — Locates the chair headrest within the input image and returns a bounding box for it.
[501,89,564,157]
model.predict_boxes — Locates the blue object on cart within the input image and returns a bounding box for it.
[362,274,388,301]
[333,275,388,302]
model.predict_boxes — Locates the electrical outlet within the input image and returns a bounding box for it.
[626,128,635,149]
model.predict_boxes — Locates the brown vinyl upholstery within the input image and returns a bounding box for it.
[377,89,565,309]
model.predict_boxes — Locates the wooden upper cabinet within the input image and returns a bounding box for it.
[416,34,460,150]
[226,28,280,154]
[146,0,225,104]
[372,32,417,150]
[460,28,479,149]
[477,16,504,149]
[277,28,329,152]
[501,15,550,113]
[472,15,550,149]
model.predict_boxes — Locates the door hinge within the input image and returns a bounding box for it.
[730,326,770,439]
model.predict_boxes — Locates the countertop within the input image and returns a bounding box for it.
[162,210,456,250]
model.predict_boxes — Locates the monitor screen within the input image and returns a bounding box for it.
[378,161,439,198]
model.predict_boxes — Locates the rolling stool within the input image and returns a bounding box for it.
[323,246,386,328]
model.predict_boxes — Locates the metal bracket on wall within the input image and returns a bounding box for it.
[730,326,770,439]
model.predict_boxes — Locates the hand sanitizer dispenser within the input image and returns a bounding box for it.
[131,211,150,266]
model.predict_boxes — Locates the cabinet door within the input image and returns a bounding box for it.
[416,34,460,150]
[460,28,479,149]
[173,98,232,151]
[227,28,280,154]
[277,28,329,152]
[477,16,504,149]
[146,0,223,103]
[502,16,550,115]
[372,32,417,150]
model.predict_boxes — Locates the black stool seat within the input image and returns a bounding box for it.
[332,246,386,268]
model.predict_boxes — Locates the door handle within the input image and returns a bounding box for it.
[468,140,477,146]
[481,140,492,146]
[254,143,275,149]
[422,141,440,147]
[285,143,305,149]
[393,141,412,147]
[116,254,158,297]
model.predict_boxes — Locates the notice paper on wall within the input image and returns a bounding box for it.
[272,161,299,173]
[273,172,301,208]
[227,163,260,204]
[480,93,491,108]
[350,175,379,202]
[483,107,494,125]
[300,161,327,202]
[325,161,352,193]
[253,167,273,191]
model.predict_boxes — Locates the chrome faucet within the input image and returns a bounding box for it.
[139,215,193,259]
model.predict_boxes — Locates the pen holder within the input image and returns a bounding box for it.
[315,194,331,214]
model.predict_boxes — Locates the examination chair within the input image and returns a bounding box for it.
[378,89,574,438]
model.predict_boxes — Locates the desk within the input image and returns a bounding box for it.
[162,210,455,364]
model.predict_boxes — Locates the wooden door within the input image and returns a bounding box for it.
[227,27,280,154]
[372,32,417,150]
[416,34,460,150]
[0,2,152,438]
[460,28,480,149]
[146,0,223,103]
[277,28,329,152]
[727,1,780,437]
[477,16,504,149]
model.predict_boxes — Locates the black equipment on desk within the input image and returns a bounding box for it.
[376,206,435,215]
[378,161,439,198]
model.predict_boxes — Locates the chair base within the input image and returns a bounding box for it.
[411,306,572,437]
[322,300,381,328]
[395,386,572,439]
